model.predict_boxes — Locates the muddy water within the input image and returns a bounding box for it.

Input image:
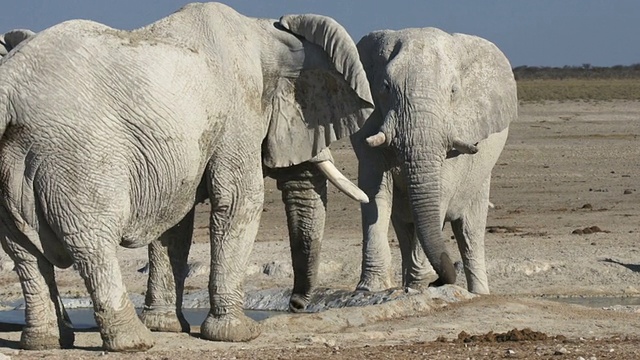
[545,296,640,308]
[0,308,283,330]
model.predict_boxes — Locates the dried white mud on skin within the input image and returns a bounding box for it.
[1,101,640,358]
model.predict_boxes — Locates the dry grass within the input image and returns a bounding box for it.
[517,79,640,102]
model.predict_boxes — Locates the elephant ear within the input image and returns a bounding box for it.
[451,33,517,144]
[262,15,374,169]
[0,29,36,56]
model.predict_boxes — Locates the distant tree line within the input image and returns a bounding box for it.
[513,63,640,80]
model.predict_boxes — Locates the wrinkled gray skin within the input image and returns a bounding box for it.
[352,28,517,294]
[0,29,35,57]
[0,2,373,352]
[140,159,334,334]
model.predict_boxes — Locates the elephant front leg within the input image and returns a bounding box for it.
[67,232,154,351]
[0,225,74,350]
[273,163,327,312]
[200,153,264,342]
[140,208,194,333]
[357,170,394,292]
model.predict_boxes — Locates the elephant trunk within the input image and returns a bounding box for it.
[272,163,327,312]
[401,128,456,285]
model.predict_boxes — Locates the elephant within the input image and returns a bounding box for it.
[0,29,35,57]
[0,26,345,333]
[0,2,373,352]
[351,28,517,295]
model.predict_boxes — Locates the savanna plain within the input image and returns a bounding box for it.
[0,83,639,358]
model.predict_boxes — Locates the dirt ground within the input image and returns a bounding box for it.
[0,100,639,359]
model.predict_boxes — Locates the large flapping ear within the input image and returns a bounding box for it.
[0,29,36,56]
[262,15,374,169]
[450,33,517,144]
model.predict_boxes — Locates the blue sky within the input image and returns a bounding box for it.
[2,1,638,67]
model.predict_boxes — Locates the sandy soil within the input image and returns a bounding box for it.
[0,100,639,359]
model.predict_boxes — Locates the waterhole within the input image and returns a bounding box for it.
[0,308,283,331]
[545,296,640,308]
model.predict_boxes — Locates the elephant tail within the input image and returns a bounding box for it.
[0,158,73,268]
[0,89,9,140]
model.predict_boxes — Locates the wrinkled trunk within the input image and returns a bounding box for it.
[272,163,327,312]
[400,126,456,285]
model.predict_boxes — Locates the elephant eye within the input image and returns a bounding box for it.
[382,79,392,92]
[450,84,460,100]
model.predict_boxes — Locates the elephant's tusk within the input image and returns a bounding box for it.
[315,161,369,203]
[365,132,386,147]
[452,138,479,154]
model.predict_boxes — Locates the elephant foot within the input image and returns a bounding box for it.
[467,281,490,295]
[20,323,74,350]
[96,310,155,352]
[405,279,434,292]
[356,273,393,292]
[289,293,310,313]
[405,271,439,292]
[139,308,190,333]
[200,313,261,342]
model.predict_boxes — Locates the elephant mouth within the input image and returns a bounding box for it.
[315,161,369,203]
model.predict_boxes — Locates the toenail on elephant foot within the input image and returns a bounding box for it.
[200,313,261,342]
[139,309,190,333]
[288,294,309,313]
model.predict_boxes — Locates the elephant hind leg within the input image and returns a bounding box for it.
[65,230,154,351]
[140,207,194,333]
[0,212,74,350]
[450,180,491,295]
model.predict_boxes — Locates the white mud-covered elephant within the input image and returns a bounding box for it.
[0,26,351,335]
[0,29,35,57]
[0,2,373,352]
[351,28,517,294]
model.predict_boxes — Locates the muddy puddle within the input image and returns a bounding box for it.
[543,296,640,308]
[0,308,283,331]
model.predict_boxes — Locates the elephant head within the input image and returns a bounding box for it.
[354,28,517,286]
[256,14,373,202]
[0,29,35,57]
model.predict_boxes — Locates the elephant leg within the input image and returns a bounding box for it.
[272,163,327,312]
[0,218,74,350]
[357,170,394,292]
[140,208,194,333]
[66,232,154,351]
[390,194,437,290]
[200,153,264,342]
[450,179,491,295]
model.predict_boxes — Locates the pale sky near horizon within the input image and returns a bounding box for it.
[1,1,638,67]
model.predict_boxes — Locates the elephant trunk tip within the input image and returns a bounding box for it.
[435,252,456,285]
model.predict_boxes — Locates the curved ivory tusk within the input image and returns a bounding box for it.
[452,138,479,154]
[315,161,369,203]
[365,132,386,147]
